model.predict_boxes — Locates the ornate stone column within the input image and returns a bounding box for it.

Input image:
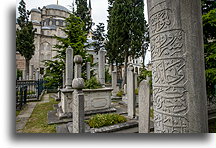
[147,0,208,133]
[98,49,106,86]
[127,64,135,119]
[65,46,73,89]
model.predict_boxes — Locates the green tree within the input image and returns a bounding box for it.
[75,0,92,32]
[202,6,216,100]
[92,23,106,53]
[16,0,35,77]
[44,14,91,88]
[106,0,148,85]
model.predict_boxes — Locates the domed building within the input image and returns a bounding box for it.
[29,4,71,74]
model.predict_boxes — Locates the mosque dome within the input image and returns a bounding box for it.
[45,4,70,12]
[31,8,41,13]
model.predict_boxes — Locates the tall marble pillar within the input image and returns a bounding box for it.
[98,49,106,86]
[86,62,91,80]
[65,46,73,89]
[127,65,135,119]
[112,70,117,96]
[147,0,208,133]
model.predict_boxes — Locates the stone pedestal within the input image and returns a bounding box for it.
[147,0,208,133]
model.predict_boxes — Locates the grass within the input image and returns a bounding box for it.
[22,96,59,133]
[86,113,127,128]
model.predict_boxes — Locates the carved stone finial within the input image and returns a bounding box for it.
[72,78,85,89]
[74,55,83,64]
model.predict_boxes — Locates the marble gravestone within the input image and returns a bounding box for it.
[139,79,151,133]
[127,65,136,119]
[98,49,106,86]
[147,0,208,133]
[65,46,73,89]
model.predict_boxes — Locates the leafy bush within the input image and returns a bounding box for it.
[105,68,112,84]
[135,88,139,95]
[87,113,127,128]
[85,77,102,89]
[16,69,22,80]
[116,90,123,97]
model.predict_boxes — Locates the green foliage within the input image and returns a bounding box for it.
[202,7,216,100]
[106,0,148,65]
[116,90,123,97]
[84,77,102,89]
[44,14,91,88]
[138,69,153,94]
[87,113,127,128]
[201,0,216,14]
[92,23,106,53]
[105,68,112,84]
[16,69,22,80]
[75,0,92,32]
[202,9,216,42]
[44,60,65,89]
[138,69,152,83]
[16,0,36,74]
[135,88,139,95]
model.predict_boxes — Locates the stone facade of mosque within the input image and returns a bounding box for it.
[29,4,70,74]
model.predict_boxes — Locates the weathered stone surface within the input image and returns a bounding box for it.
[35,70,39,80]
[74,55,82,79]
[127,65,135,119]
[72,78,85,133]
[138,80,151,133]
[60,88,74,113]
[112,71,118,96]
[147,0,208,133]
[98,49,106,86]
[22,69,26,80]
[65,46,73,89]
[29,64,34,80]
[86,62,91,80]
[72,78,85,90]
[83,88,113,111]
[134,73,138,89]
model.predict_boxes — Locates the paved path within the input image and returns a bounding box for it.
[16,93,50,133]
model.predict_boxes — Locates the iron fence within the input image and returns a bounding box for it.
[16,85,27,110]
[16,79,46,110]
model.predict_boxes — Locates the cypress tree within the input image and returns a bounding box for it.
[75,0,92,32]
[106,0,148,85]
[16,0,35,78]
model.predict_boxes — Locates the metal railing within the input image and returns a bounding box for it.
[16,79,46,110]
[16,85,27,110]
